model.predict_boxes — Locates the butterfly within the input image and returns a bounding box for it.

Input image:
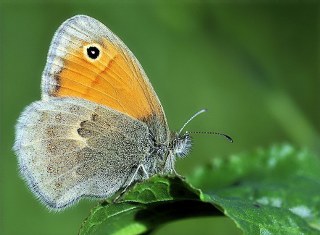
[13,15,198,211]
[14,15,233,211]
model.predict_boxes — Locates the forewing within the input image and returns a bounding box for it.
[42,15,167,126]
[14,97,150,210]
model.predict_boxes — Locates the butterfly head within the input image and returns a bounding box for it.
[167,109,207,159]
[170,109,233,159]
[171,132,192,158]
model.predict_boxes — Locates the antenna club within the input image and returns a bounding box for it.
[224,134,234,143]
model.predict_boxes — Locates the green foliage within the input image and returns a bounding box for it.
[79,145,320,235]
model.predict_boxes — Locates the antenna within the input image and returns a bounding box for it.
[178,109,233,143]
[178,109,207,135]
[189,131,233,143]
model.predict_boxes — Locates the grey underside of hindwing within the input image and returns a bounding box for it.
[14,97,151,209]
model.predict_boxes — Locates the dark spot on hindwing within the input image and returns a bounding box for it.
[55,113,62,121]
[80,120,87,127]
[77,127,93,138]
[77,118,97,138]
[69,105,81,114]
[79,120,86,128]
[91,113,98,121]
[78,120,89,137]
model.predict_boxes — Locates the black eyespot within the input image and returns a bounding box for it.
[86,46,100,59]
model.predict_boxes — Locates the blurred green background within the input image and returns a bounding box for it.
[1,1,319,234]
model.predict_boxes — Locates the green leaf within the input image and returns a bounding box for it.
[79,145,320,235]
[79,177,221,235]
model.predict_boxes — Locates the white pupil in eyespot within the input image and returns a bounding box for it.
[86,46,100,59]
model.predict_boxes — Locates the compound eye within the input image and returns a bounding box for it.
[83,44,102,61]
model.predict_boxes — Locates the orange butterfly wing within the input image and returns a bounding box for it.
[42,15,166,124]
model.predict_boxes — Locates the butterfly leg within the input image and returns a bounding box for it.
[127,164,149,186]
[113,164,149,202]
[164,153,185,179]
